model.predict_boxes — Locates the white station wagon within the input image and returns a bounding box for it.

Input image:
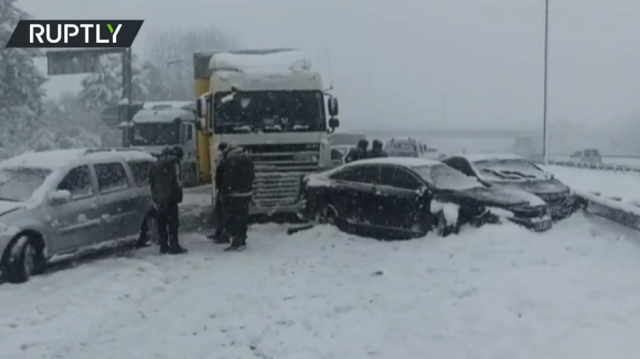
[0,148,158,283]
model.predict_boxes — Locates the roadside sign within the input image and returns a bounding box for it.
[46,48,124,75]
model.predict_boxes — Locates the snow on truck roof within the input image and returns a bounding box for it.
[0,148,155,171]
[132,108,195,124]
[209,49,311,72]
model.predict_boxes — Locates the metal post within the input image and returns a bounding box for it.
[441,93,447,127]
[121,48,133,147]
[543,0,549,166]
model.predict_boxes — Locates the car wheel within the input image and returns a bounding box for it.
[435,212,447,237]
[139,213,159,246]
[4,236,41,283]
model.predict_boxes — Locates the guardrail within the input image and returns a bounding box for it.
[575,190,640,231]
[547,159,640,173]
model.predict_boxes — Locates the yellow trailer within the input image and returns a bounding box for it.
[192,51,219,185]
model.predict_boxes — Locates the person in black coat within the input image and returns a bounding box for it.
[218,144,255,251]
[208,142,230,243]
[148,146,187,254]
[369,139,388,158]
[344,139,369,163]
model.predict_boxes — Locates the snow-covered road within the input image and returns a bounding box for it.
[1,213,640,359]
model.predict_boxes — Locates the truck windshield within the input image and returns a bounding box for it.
[132,123,179,146]
[213,91,326,134]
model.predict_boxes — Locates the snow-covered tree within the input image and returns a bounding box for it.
[0,0,47,154]
[78,53,152,111]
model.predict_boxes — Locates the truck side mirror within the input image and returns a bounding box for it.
[196,93,210,119]
[328,97,339,116]
[328,117,339,130]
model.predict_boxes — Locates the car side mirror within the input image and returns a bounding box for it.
[417,186,430,196]
[50,190,72,205]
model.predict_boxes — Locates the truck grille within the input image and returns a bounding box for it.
[244,143,320,208]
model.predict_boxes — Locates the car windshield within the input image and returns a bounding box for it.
[473,159,543,180]
[213,90,326,133]
[0,167,52,202]
[132,123,179,146]
[413,164,481,190]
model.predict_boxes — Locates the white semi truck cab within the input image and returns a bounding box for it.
[121,101,200,186]
[196,48,340,215]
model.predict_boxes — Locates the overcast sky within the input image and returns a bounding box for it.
[19,0,640,132]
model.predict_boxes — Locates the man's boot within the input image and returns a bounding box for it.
[168,243,188,254]
[224,237,246,252]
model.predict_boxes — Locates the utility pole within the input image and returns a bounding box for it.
[543,0,550,166]
[121,48,133,146]
[166,58,184,101]
[441,93,447,128]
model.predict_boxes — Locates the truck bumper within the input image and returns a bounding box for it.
[249,202,301,215]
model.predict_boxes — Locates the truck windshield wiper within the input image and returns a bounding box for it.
[0,197,19,202]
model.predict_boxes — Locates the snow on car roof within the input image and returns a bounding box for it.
[0,148,155,170]
[344,157,442,168]
[457,153,525,162]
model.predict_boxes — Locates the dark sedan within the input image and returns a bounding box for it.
[442,154,576,220]
[297,158,552,240]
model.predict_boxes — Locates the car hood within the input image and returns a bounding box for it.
[0,201,24,217]
[445,186,546,207]
[493,178,569,195]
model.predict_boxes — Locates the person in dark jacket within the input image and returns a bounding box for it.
[369,139,388,158]
[149,146,187,254]
[208,142,230,243]
[218,144,255,251]
[344,139,369,163]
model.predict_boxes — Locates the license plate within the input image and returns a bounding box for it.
[534,220,552,231]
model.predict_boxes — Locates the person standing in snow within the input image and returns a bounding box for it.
[368,139,388,158]
[208,142,230,244]
[148,146,187,254]
[218,143,255,251]
[344,139,369,163]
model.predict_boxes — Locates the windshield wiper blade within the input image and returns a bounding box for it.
[0,197,19,202]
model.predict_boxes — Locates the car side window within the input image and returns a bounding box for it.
[128,161,153,187]
[445,157,475,177]
[331,165,380,184]
[57,165,93,199]
[94,162,129,193]
[380,166,422,190]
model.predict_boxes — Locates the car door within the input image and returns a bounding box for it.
[328,165,380,225]
[48,165,102,253]
[378,165,424,230]
[94,161,137,243]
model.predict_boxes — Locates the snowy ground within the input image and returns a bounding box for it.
[1,213,640,358]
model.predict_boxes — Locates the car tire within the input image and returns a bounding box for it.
[139,212,159,247]
[435,212,458,237]
[4,235,43,283]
